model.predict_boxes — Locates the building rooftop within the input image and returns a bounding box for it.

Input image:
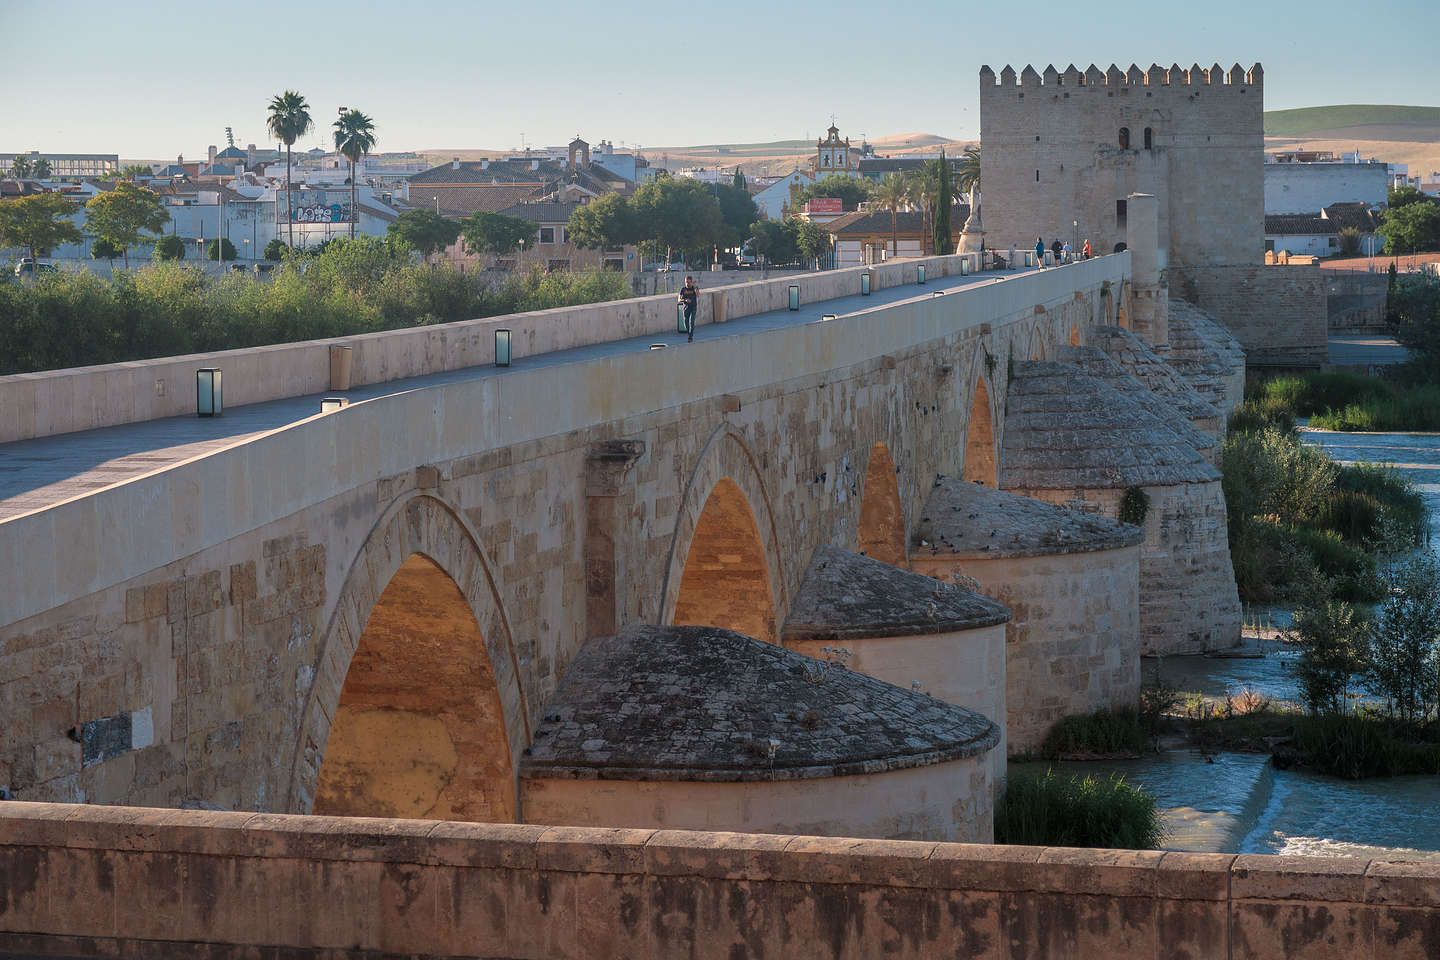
[1001,360,1220,490]
[781,544,1009,643]
[825,203,969,236]
[518,624,999,782]
[914,478,1144,560]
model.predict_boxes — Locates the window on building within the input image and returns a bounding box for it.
[1143,127,1153,150]
[603,258,624,272]
[1328,237,1338,247]
[1118,127,1131,150]
[1116,198,1128,230]
[547,259,570,271]
[1035,169,1040,182]
[559,226,568,243]
[1265,239,1276,253]
[539,226,556,244]
[496,259,516,272]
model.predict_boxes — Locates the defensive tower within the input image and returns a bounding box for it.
[979,62,1264,270]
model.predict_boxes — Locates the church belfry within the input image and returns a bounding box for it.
[815,122,851,172]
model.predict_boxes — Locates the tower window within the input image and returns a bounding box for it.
[1035,169,1040,182]
[1118,127,1131,150]
[1143,127,1153,150]
[1116,199,1128,229]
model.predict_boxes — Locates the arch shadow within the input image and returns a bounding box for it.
[962,342,999,487]
[858,441,907,569]
[660,425,787,642]
[285,491,529,817]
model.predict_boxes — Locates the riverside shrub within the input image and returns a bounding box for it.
[995,769,1164,849]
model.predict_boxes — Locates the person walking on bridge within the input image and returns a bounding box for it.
[1051,238,1062,264]
[1082,238,1092,260]
[1034,236,1045,268]
[679,275,699,343]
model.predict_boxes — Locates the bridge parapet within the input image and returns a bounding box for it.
[0,254,980,446]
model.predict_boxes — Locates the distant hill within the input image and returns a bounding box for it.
[1264,105,1440,140]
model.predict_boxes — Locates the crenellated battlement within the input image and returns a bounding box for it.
[980,61,1262,89]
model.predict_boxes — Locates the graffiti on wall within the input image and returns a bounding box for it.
[280,192,356,224]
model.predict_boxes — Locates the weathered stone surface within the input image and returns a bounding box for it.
[914,477,1142,559]
[1055,344,1219,463]
[781,544,1009,643]
[1167,298,1247,416]
[1087,324,1222,437]
[519,624,999,782]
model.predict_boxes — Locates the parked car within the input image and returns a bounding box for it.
[14,258,59,279]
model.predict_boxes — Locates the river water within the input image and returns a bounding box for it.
[1021,427,1440,860]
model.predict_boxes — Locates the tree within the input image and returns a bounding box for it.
[460,211,535,257]
[715,184,758,250]
[9,155,32,178]
[0,194,84,261]
[119,164,153,181]
[732,169,746,191]
[154,235,186,261]
[747,218,799,266]
[566,193,637,250]
[1389,186,1432,210]
[207,238,238,261]
[387,208,460,260]
[1287,600,1370,715]
[793,219,831,267]
[263,237,288,261]
[84,182,169,269]
[90,236,122,262]
[1368,555,1440,724]
[956,144,981,197]
[630,176,724,264]
[31,158,52,180]
[933,149,953,255]
[1337,227,1362,257]
[907,161,940,253]
[1379,199,1440,255]
[267,90,314,250]
[794,173,873,211]
[333,109,377,240]
[875,173,910,259]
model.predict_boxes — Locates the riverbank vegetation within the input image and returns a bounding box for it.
[1250,370,1440,432]
[0,237,630,375]
[995,768,1164,849]
[1221,396,1425,603]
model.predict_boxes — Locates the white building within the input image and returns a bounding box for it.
[1264,160,1389,214]
[752,170,814,220]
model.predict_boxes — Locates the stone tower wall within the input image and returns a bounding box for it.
[979,62,1264,269]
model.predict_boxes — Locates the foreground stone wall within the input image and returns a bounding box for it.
[1,803,1437,959]
[1170,264,1327,366]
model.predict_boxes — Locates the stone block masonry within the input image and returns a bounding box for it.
[1171,264,1328,366]
[1,802,1438,959]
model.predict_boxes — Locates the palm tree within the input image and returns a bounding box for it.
[956,144,981,198]
[908,162,941,254]
[266,90,313,250]
[10,156,32,178]
[875,174,910,261]
[333,110,377,240]
[31,157,52,180]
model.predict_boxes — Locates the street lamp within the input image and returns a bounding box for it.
[433,195,439,215]
[1072,220,1079,261]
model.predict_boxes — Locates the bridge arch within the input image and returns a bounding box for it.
[1069,323,1081,346]
[661,425,785,643]
[286,491,528,820]
[961,343,999,487]
[858,441,907,569]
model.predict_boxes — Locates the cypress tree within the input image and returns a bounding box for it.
[933,149,952,255]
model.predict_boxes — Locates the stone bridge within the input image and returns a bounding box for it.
[0,237,1240,839]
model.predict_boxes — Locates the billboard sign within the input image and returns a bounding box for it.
[806,198,843,215]
[281,190,355,224]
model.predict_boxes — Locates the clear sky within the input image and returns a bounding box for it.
[3,0,1434,160]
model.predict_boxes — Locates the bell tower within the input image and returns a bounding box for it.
[815,120,850,173]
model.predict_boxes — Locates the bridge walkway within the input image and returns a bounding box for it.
[0,265,1039,522]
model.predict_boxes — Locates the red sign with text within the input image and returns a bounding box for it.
[806,198,843,214]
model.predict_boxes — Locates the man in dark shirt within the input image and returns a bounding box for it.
[679,276,699,343]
